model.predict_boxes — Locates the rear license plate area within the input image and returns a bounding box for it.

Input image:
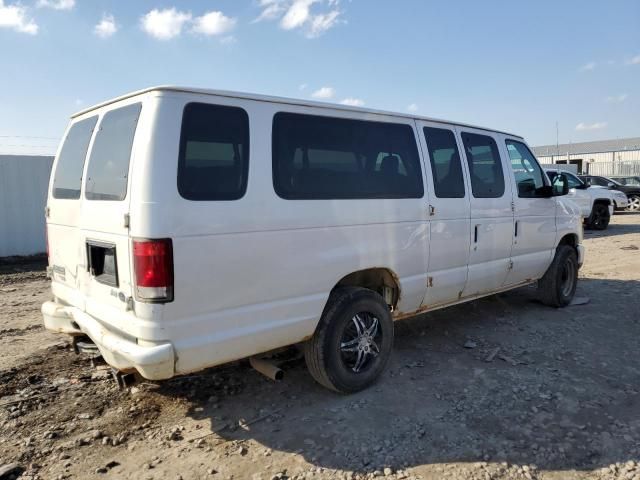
[86,241,118,287]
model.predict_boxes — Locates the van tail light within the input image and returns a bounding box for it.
[133,238,174,303]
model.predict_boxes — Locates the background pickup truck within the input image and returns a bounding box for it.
[545,168,615,230]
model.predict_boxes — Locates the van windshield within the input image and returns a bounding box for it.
[52,116,98,199]
[85,103,142,201]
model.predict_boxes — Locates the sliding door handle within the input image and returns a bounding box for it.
[515,220,519,237]
[474,225,479,243]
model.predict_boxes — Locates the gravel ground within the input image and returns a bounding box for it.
[0,214,639,480]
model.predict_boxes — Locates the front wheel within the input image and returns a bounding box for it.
[304,287,393,393]
[585,203,610,230]
[537,245,578,307]
[627,195,640,212]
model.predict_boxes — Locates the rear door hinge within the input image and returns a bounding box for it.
[45,206,50,218]
[428,204,435,216]
[511,201,515,213]
[508,259,514,270]
[124,213,130,229]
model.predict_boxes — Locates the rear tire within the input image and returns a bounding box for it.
[537,245,578,308]
[304,287,393,393]
[585,203,610,230]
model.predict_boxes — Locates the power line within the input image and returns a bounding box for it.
[0,135,59,140]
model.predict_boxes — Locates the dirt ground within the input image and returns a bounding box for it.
[1,215,639,480]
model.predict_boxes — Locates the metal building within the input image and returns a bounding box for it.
[532,137,640,175]
[0,155,53,257]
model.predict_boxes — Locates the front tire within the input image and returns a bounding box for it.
[537,245,578,307]
[304,287,393,393]
[627,195,640,212]
[585,203,610,230]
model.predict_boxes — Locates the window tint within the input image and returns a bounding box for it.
[461,132,505,198]
[565,173,584,188]
[506,140,545,198]
[272,112,423,199]
[85,103,142,201]
[52,116,98,199]
[178,103,249,201]
[423,127,465,198]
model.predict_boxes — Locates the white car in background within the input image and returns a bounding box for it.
[545,168,615,230]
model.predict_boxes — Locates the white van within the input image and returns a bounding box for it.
[42,86,584,393]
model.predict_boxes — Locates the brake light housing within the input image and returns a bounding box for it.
[133,238,174,303]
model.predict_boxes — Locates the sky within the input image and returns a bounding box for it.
[0,0,638,155]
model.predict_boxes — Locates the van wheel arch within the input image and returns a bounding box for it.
[331,268,401,311]
[557,233,578,253]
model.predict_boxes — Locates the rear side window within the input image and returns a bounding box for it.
[423,127,465,198]
[178,103,249,201]
[85,103,142,201]
[52,116,98,199]
[461,132,505,198]
[273,112,423,199]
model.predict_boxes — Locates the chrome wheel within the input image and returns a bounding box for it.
[340,313,381,373]
[627,195,640,212]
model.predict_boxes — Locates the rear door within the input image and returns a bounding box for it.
[80,102,142,315]
[47,100,143,314]
[47,116,99,303]
[416,121,471,307]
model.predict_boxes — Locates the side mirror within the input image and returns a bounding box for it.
[607,182,615,189]
[552,173,570,196]
[584,178,592,186]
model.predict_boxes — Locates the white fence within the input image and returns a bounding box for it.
[0,155,54,257]
[585,160,640,177]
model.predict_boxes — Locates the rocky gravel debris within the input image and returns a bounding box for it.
[1,216,639,479]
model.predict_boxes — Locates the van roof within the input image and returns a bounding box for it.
[72,85,524,139]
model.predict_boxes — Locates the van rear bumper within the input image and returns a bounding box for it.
[42,301,175,380]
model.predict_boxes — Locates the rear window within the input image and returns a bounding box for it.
[52,116,98,199]
[85,103,142,201]
[272,112,423,199]
[177,103,250,201]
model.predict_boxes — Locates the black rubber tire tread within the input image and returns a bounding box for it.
[304,286,393,394]
[585,202,610,230]
[537,245,578,308]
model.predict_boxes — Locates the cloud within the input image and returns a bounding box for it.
[141,8,192,40]
[299,83,308,91]
[0,1,38,34]
[575,122,607,131]
[36,0,74,10]
[311,86,335,99]
[407,103,418,112]
[626,54,640,65]
[579,61,596,72]
[192,11,236,36]
[281,0,315,30]
[340,97,365,107]
[255,0,342,37]
[606,94,628,104]
[307,9,339,37]
[253,0,287,23]
[94,14,117,38]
